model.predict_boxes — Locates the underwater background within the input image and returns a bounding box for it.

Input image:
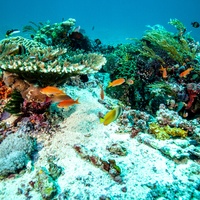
[0,0,200,200]
[1,0,200,43]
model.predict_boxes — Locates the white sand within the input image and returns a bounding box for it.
[0,85,199,200]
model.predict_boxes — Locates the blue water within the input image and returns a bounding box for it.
[1,0,200,44]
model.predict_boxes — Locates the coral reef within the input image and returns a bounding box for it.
[23,18,93,51]
[0,128,34,179]
[149,122,188,140]
[0,36,106,86]
[30,18,76,46]
[35,167,58,200]
[103,19,200,119]
[146,178,200,199]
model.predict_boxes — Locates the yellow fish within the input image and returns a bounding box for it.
[100,106,122,125]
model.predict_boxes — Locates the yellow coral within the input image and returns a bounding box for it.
[149,122,188,140]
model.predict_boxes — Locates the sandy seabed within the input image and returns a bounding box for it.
[0,84,199,200]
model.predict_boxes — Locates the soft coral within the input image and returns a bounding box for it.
[186,83,200,111]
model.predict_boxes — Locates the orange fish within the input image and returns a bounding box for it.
[57,98,80,108]
[50,94,72,102]
[40,86,65,96]
[108,78,125,87]
[179,68,193,78]
[99,84,104,100]
[159,66,167,79]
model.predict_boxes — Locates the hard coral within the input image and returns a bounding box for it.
[33,18,76,46]
[149,122,188,140]
[0,129,34,179]
[0,36,106,86]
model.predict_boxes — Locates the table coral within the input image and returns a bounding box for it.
[0,36,106,86]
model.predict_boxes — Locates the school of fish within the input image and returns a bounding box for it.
[40,78,127,126]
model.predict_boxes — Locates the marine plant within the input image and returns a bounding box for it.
[22,21,46,39]
[104,43,137,80]
[104,19,200,119]
[142,23,196,64]
[147,81,177,98]
[168,18,186,36]
[4,90,23,115]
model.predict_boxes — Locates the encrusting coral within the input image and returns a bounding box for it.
[0,36,106,86]
[149,122,188,140]
[0,79,12,99]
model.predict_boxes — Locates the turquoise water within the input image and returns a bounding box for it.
[1,0,200,43]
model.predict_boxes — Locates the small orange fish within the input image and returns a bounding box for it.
[50,94,72,102]
[159,66,167,79]
[57,98,80,108]
[99,84,104,100]
[179,67,193,78]
[40,86,65,96]
[108,78,125,87]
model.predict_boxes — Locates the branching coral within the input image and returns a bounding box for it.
[0,36,106,86]
[104,43,137,79]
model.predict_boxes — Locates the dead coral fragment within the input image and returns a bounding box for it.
[149,122,188,140]
[73,144,123,183]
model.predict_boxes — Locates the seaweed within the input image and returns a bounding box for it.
[22,21,45,34]
[4,90,23,115]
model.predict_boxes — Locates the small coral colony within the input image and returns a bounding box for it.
[0,18,200,142]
